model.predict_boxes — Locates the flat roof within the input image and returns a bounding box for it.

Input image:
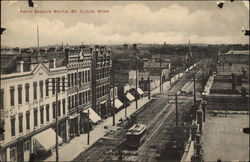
[202,114,249,161]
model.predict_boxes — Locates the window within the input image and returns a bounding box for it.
[10,147,16,161]
[75,94,78,107]
[39,81,43,98]
[68,74,71,87]
[62,99,66,115]
[58,100,61,117]
[56,77,60,93]
[102,86,105,96]
[79,93,82,105]
[62,76,65,91]
[82,91,85,104]
[0,121,5,141]
[85,71,87,83]
[85,91,88,102]
[52,78,55,95]
[18,85,22,105]
[33,82,37,100]
[11,117,15,136]
[26,111,30,130]
[68,96,71,110]
[10,86,15,107]
[40,106,44,125]
[46,104,49,122]
[25,84,29,102]
[18,114,23,133]
[34,109,38,127]
[88,70,91,82]
[45,80,49,97]
[71,73,74,87]
[82,71,85,83]
[53,102,56,119]
[23,141,30,152]
[72,95,75,108]
[88,90,91,101]
[78,72,81,86]
[0,89,4,110]
[75,73,77,85]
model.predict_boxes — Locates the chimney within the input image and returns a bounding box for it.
[17,61,24,73]
[53,58,56,68]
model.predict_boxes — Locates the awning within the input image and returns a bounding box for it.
[114,99,123,109]
[33,128,63,151]
[126,92,135,101]
[83,108,101,123]
[69,113,80,119]
[137,88,144,95]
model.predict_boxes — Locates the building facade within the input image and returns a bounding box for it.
[91,46,111,119]
[66,48,93,139]
[0,55,68,162]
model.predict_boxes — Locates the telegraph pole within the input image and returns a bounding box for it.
[87,110,90,145]
[112,64,115,126]
[160,53,162,92]
[148,60,151,100]
[193,75,196,105]
[135,58,138,109]
[55,78,59,162]
[175,94,179,128]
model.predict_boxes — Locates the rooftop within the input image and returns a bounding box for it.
[223,50,249,55]
[202,114,249,161]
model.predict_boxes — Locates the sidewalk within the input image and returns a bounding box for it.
[45,64,197,161]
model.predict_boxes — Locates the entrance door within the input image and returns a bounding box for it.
[17,142,24,162]
[23,140,30,161]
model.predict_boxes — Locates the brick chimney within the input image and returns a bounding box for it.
[16,61,24,73]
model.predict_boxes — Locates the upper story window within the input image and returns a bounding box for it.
[33,82,37,101]
[18,114,23,133]
[62,99,66,115]
[85,71,88,82]
[34,109,38,127]
[39,81,43,98]
[68,74,71,87]
[45,80,49,97]
[88,70,91,82]
[10,86,15,107]
[11,116,15,136]
[56,77,60,93]
[71,73,74,87]
[0,89,4,110]
[52,78,55,95]
[62,76,66,91]
[18,85,22,105]
[0,121,4,141]
[25,84,29,103]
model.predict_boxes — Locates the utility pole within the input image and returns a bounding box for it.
[112,64,115,126]
[135,58,138,109]
[87,109,90,145]
[148,60,151,100]
[55,77,59,162]
[175,94,179,128]
[160,53,162,92]
[193,75,196,105]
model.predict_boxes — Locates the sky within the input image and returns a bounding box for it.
[1,1,249,48]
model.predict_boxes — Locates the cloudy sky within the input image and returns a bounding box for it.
[1,1,249,47]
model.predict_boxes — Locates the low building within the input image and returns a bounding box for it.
[217,50,249,77]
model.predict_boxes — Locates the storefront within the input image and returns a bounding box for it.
[68,113,80,139]
[32,128,63,158]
